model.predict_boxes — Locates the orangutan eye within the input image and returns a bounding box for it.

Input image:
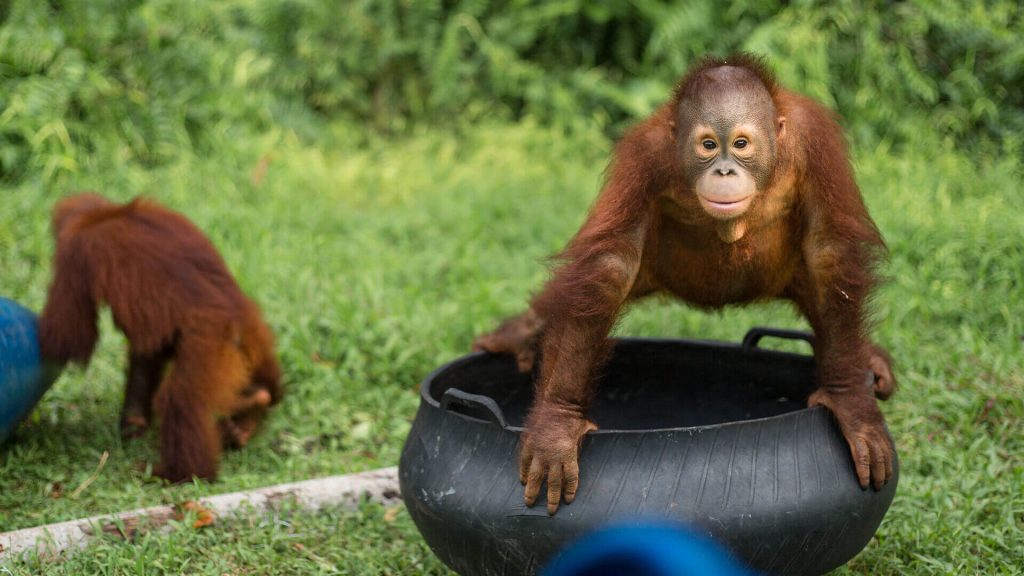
[702,139,717,150]
[734,138,748,149]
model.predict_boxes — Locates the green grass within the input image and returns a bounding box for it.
[1,119,1022,574]
[8,501,448,575]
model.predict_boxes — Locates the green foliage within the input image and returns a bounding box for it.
[744,0,1024,149]
[0,0,1020,184]
[0,0,284,181]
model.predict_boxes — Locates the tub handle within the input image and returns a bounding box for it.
[742,327,816,350]
[742,328,881,391]
[441,388,509,428]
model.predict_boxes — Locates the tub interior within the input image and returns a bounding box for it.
[429,338,818,430]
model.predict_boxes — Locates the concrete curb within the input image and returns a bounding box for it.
[0,466,400,563]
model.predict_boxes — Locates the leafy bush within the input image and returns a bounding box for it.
[0,0,1019,183]
[0,1,278,180]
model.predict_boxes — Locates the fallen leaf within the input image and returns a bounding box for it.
[350,420,372,441]
[177,501,216,529]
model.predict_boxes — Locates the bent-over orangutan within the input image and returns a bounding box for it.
[474,54,896,515]
[38,193,282,482]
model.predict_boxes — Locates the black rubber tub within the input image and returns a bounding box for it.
[399,328,898,576]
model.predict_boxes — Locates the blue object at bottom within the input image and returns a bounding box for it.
[542,523,758,576]
[0,297,59,444]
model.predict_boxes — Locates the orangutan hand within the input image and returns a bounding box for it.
[519,405,597,515]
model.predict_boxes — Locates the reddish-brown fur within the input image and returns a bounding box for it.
[475,54,895,514]
[38,193,282,482]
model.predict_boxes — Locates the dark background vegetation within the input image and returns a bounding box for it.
[1,0,1021,183]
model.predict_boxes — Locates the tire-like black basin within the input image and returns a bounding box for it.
[399,328,898,575]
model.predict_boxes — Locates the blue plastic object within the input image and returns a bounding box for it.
[542,523,758,576]
[1,297,61,444]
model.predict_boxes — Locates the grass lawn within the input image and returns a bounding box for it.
[1,119,1021,574]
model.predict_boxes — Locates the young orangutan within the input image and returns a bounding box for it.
[38,193,282,482]
[475,54,896,514]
